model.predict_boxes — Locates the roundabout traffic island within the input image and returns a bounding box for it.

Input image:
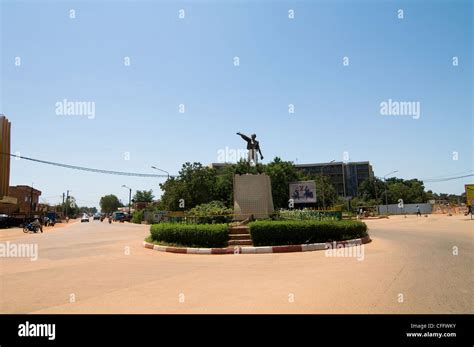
[143,220,371,255]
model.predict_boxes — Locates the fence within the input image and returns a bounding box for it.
[377,203,432,215]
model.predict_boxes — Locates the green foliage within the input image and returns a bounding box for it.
[312,174,338,208]
[385,178,427,204]
[263,157,305,209]
[358,177,429,205]
[158,162,218,210]
[213,164,235,207]
[187,201,233,224]
[157,158,308,211]
[279,208,342,221]
[357,177,385,204]
[149,223,229,248]
[99,194,123,214]
[131,209,144,224]
[133,190,154,203]
[249,220,368,246]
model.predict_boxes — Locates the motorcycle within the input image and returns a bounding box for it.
[23,222,40,233]
[44,217,55,227]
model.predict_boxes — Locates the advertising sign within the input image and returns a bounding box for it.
[289,180,317,204]
[465,184,474,206]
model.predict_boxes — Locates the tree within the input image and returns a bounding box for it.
[57,195,79,217]
[100,194,123,214]
[313,174,338,209]
[158,162,219,210]
[385,178,427,204]
[133,190,154,203]
[214,164,236,207]
[264,157,304,209]
[358,177,385,204]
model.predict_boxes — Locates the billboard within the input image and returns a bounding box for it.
[289,180,316,204]
[465,184,474,206]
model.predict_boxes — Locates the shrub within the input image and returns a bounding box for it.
[187,201,233,224]
[249,220,368,246]
[131,210,144,224]
[279,208,342,221]
[149,223,228,248]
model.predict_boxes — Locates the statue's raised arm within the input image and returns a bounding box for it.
[236,132,251,142]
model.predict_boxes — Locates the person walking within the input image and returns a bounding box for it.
[32,218,43,233]
[416,205,421,217]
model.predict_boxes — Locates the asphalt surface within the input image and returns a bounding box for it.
[0,215,472,313]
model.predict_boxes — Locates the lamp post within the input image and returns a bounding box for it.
[151,166,170,179]
[122,185,132,219]
[320,160,335,210]
[383,170,398,215]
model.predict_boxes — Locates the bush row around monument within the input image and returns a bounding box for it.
[149,223,229,248]
[148,220,368,248]
[249,220,368,247]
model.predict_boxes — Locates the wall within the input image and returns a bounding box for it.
[377,203,432,215]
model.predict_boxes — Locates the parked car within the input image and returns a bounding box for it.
[81,214,90,223]
[112,212,125,222]
[93,213,101,220]
[0,214,15,229]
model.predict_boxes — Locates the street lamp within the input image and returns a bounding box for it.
[383,170,398,215]
[122,185,132,219]
[321,160,335,210]
[151,166,170,179]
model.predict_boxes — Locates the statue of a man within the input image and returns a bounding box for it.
[236,132,263,165]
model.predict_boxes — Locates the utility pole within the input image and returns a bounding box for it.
[65,190,69,218]
[373,178,379,215]
[341,163,348,212]
[151,166,170,179]
[29,183,34,218]
[122,185,132,220]
[62,192,65,216]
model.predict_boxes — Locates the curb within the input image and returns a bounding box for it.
[143,235,371,255]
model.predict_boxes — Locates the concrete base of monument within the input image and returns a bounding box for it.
[143,235,371,255]
[233,173,274,221]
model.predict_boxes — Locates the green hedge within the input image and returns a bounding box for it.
[249,220,368,246]
[187,201,233,224]
[149,223,228,248]
[131,210,144,224]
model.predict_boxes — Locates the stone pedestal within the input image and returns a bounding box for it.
[233,174,274,221]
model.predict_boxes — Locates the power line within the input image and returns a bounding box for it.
[1,152,173,178]
[421,171,474,180]
[423,173,474,183]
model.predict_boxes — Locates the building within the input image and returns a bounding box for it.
[0,115,18,213]
[294,161,374,198]
[7,185,42,214]
[0,115,11,198]
[209,161,374,198]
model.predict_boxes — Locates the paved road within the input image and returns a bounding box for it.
[0,215,472,313]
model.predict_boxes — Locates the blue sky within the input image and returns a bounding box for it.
[1,0,472,207]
